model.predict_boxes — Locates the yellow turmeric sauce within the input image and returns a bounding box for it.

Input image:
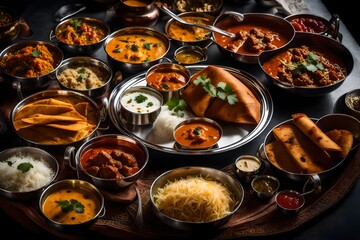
[42,187,100,224]
[105,33,167,63]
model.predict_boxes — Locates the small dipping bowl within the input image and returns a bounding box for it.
[234,155,264,183]
[251,175,279,201]
[174,45,208,65]
[173,117,223,150]
[275,190,305,217]
[345,89,360,120]
[145,62,191,102]
[119,86,163,125]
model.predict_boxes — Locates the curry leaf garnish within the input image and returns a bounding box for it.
[279,52,325,74]
[17,162,33,173]
[165,97,187,117]
[193,75,238,105]
[57,199,85,213]
[31,49,41,57]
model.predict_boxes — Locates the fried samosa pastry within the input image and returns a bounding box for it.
[272,124,334,174]
[181,66,261,124]
[292,113,342,152]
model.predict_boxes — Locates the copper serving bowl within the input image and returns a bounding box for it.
[173,0,223,16]
[104,26,170,73]
[258,32,354,97]
[66,134,149,191]
[10,89,102,154]
[50,17,110,55]
[212,12,295,64]
[0,40,63,96]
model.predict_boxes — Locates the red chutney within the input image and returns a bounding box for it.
[174,120,221,149]
[80,145,140,179]
[290,18,327,33]
[276,191,304,209]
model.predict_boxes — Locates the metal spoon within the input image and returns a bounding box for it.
[53,3,87,22]
[159,5,240,39]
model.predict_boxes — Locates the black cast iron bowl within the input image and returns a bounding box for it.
[258,32,354,97]
[150,166,244,231]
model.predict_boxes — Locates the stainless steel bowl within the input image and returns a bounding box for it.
[258,32,353,97]
[234,155,264,183]
[104,26,170,73]
[212,12,295,64]
[345,89,360,121]
[150,166,244,231]
[275,190,305,217]
[0,146,59,201]
[55,56,112,99]
[51,17,110,55]
[145,62,191,102]
[39,179,105,232]
[66,134,149,191]
[250,175,279,201]
[119,86,163,126]
[10,89,102,154]
[0,40,63,92]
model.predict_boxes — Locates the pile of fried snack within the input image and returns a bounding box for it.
[265,113,353,174]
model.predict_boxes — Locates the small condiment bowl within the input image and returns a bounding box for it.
[55,56,112,99]
[275,190,305,217]
[39,179,105,232]
[145,62,191,102]
[173,0,223,16]
[119,86,163,125]
[251,175,279,201]
[173,117,223,150]
[234,155,264,183]
[174,45,208,65]
[345,89,360,120]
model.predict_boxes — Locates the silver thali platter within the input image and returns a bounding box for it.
[108,65,273,155]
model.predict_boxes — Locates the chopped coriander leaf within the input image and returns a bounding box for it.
[112,48,122,53]
[57,199,85,213]
[146,102,154,108]
[134,94,147,103]
[193,126,202,135]
[17,162,33,173]
[78,67,86,74]
[31,49,42,57]
[131,44,139,52]
[165,97,187,117]
[143,42,153,50]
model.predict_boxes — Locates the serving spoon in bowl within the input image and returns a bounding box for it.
[159,5,242,39]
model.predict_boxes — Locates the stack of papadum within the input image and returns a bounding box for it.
[181,66,261,125]
[265,113,354,174]
[13,98,96,144]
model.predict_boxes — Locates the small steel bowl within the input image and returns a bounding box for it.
[55,56,112,100]
[345,89,360,121]
[104,26,170,73]
[50,17,110,55]
[234,155,264,183]
[275,190,305,217]
[250,175,280,201]
[119,86,163,126]
[0,40,63,93]
[10,89,102,154]
[213,12,295,64]
[145,62,191,102]
[174,45,208,65]
[164,11,215,48]
[0,146,59,201]
[258,32,354,97]
[39,179,105,232]
[150,166,244,231]
[173,117,223,150]
[66,134,149,191]
[173,0,223,16]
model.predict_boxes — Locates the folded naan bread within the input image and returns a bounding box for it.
[181,66,261,124]
[272,124,334,174]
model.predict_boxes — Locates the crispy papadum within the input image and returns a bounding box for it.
[325,129,354,159]
[181,66,261,124]
[292,113,342,152]
[272,124,334,174]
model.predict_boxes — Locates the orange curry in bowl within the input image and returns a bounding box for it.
[173,118,222,149]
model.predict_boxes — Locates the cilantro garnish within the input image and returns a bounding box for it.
[279,52,325,75]
[31,49,41,57]
[70,19,82,31]
[134,94,147,103]
[130,44,139,52]
[193,126,202,135]
[143,42,153,50]
[17,162,33,173]
[193,75,238,105]
[56,199,85,213]
[165,97,187,117]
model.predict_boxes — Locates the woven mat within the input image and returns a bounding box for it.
[1,146,359,239]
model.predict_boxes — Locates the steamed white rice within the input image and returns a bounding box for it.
[0,154,55,192]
